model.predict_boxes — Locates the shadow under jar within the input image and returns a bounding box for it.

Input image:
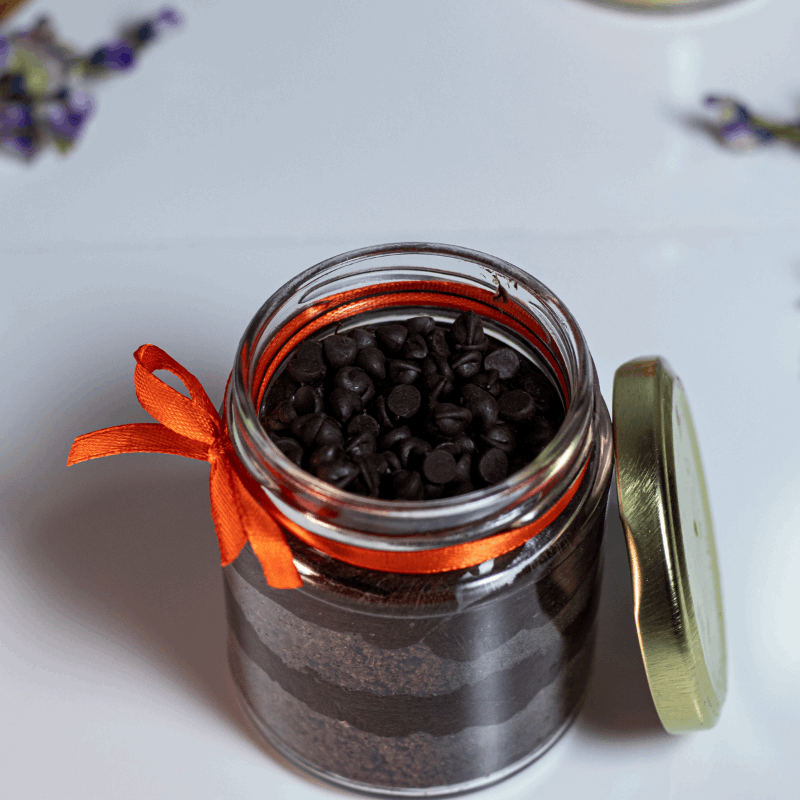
[224,243,614,796]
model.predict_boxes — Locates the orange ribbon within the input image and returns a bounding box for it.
[68,344,586,589]
[67,345,303,588]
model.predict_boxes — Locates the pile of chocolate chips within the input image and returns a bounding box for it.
[259,310,564,500]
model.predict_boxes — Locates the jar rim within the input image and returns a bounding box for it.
[228,242,598,549]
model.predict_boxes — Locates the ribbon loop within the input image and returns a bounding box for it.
[133,344,221,444]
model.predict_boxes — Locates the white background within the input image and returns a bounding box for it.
[2,1,798,798]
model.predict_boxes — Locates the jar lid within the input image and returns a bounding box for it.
[612,357,727,734]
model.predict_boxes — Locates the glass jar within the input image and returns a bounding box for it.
[223,243,614,796]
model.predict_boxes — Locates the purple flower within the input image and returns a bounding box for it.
[0,103,40,158]
[704,95,774,151]
[719,121,773,150]
[0,103,32,135]
[88,39,136,71]
[156,8,183,29]
[46,90,95,151]
[128,8,183,50]
[704,95,752,124]
[134,22,157,45]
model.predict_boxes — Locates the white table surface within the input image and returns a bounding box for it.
[2,1,798,798]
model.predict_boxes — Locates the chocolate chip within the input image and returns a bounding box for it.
[497,390,537,423]
[454,453,472,482]
[362,452,391,474]
[387,384,421,419]
[375,324,408,354]
[460,384,498,429]
[434,441,460,457]
[287,341,326,383]
[374,395,394,429]
[478,448,508,484]
[345,431,377,458]
[316,458,360,489]
[428,377,453,407]
[480,423,515,454]
[309,444,347,472]
[329,387,363,422]
[387,359,422,385]
[517,370,557,414]
[380,425,412,450]
[383,451,402,472]
[349,327,377,350]
[346,413,380,438]
[454,433,476,454]
[391,469,424,500]
[356,346,386,380]
[294,385,323,415]
[426,328,451,358]
[355,453,389,496]
[260,372,297,414]
[290,413,325,447]
[422,450,457,484]
[422,356,454,404]
[397,437,432,469]
[406,316,435,336]
[451,350,483,379]
[399,334,429,360]
[265,399,297,431]
[323,335,358,369]
[451,311,486,349]
[422,354,453,389]
[271,436,304,466]
[315,416,345,447]
[471,369,501,396]
[334,366,375,403]
[484,348,520,380]
[432,403,473,436]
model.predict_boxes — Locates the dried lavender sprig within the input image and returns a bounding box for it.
[704,95,800,150]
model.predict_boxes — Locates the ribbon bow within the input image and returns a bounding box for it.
[67,344,302,588]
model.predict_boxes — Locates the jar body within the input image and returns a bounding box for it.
[225,244,614,796]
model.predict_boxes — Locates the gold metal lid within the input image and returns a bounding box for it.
[613,356,727,734]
